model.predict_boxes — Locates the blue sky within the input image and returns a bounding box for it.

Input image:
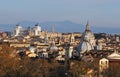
[0,0,120,27]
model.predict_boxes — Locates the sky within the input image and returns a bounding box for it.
[0,0,120,28]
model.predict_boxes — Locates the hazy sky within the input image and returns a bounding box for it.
[0,0,120,27]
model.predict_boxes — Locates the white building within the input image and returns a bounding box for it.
[68,46,73,58]
[13,25,23,36]
[116,36,119,42]
[97,43,103,50]
[70,33,75,44]
[32,24,41,36]
[99,58,109,77]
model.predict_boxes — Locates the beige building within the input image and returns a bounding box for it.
[99,58,109,77]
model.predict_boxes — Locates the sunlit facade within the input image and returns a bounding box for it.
[32,24,41,36]
[13,25,23,36]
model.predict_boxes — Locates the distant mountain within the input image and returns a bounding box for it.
[91,26,120,34]
[39,21,120,34]
[18,21,38,27]
[0,24,15,32]
[0,21,120,34]
[40,21,85,32]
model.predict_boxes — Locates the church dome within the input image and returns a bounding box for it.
[50,46,58,51]
[78,22,95,54]
[49,40,58,51]
[83,22,95,42]
[78,41,92,54]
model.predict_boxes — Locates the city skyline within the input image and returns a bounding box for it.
[0,1,120,76]
[0,0,120,28]
[1,20,120,34]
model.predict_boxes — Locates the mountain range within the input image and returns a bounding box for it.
[0,21,119,34]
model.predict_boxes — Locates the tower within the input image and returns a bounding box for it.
[68,46,73,58]
[70,33,75,44]
[44,31,49,44]
[50,25,55,40]
[52,25,54,33]
[65,44,70,76]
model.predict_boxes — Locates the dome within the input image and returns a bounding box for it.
[83,31,94,41]
[50,46,58,51]
[78,41,92,54]
[49,40,58,51]
[78,22,95,54]
[83,22,95,42]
